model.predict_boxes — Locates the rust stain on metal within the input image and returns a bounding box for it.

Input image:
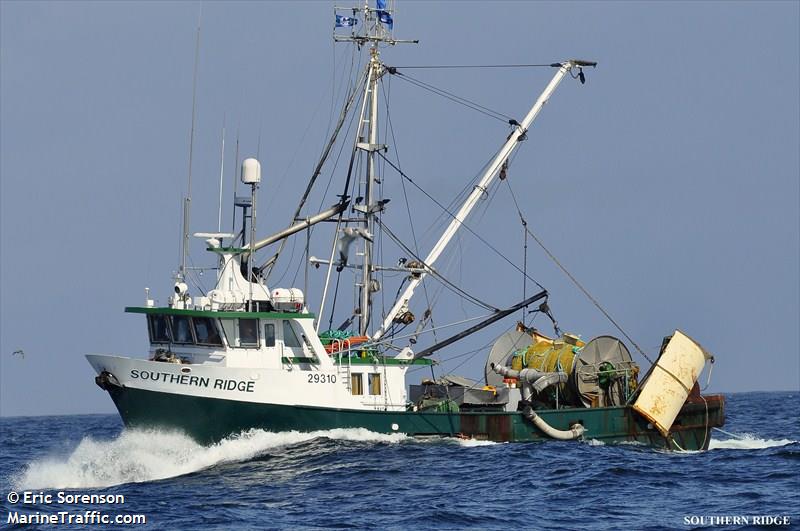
[459,414,479,436]
[459,414,512,441]
[486,414,512,442]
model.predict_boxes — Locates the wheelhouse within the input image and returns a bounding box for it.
[130,307,321,363]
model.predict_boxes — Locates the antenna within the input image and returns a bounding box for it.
[230,126,240,237]
[333,1,418,47]
[256,121,263,160]
[179,7,202,281]
[241,158,262,311]
[217,114,226,233]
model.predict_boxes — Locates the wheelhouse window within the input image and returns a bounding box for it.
[193,317,223,346]
[368,373,381,395]
[239,319,259,347]
[282,320,302,349]
[264,323,276,347]
[351,373,363,395]
[220,319,235,346]
[147,315,171,343]
[171,316,194,344]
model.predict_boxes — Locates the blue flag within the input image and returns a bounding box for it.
[376,0,387,9]
[377,10,393,30]
[335,14,358,27]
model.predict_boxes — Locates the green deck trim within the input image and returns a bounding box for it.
[126,306,315,319]
[332,355,433,366]
[280,354,432,366]
[282,356,318,364]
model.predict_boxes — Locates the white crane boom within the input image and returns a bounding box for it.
[373,60,588,340]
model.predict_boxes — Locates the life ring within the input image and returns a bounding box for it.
[324,335,370,353]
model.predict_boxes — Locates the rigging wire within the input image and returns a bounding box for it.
[501,178,654,366]
[389,70,513,124]
[376,151,547,292]
[368,312,494,347]
[500,160,531,325]
[390,63,557,69]
[375,218,498,312]
[264,59,367,289]
[406,334,497,378]
[262,45,364,285]
[440,336,497,380]
[380,77,439,342]
[322,132,367,331]
[262,68,368,279]
[314,54,371,331]
[415,150,499,264]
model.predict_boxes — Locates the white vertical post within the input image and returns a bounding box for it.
[217,119,226,233]
[317,60,376,333]
[360,49,380,336]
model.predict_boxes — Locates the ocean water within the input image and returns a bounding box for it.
[0,392,797,530]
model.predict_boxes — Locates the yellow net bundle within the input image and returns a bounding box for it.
[525,335,582,373]
[523,332,584,402]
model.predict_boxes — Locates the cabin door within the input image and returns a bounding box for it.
[280,319,304,360]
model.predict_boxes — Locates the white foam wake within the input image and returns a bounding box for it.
[455,438,499,447]
[11,427,407,490]
[709,433,795,450]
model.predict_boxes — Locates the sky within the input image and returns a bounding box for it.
[1,1,798,417]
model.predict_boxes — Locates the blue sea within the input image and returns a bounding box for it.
[1,392,798,530]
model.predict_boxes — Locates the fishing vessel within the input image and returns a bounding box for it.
[88,2,724,450]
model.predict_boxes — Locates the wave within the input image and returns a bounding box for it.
[583,439,605,446]
[11,427,407,490]
[455,438,499,447]
[709,433,796,451]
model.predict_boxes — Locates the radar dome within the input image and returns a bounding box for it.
[241,158,261,184]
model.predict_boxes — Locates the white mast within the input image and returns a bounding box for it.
[358,49,381,335]
[373,60,591,340]
[332,0,416,335]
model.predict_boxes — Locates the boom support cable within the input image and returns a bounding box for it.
[501,178,653,365]
[504,179,702,408]
[377,151,546,292]
[389,63,557,70]
[375,218,498,312]
[381,78,439,341]
[261,69,368,279]
[388,69,514,124]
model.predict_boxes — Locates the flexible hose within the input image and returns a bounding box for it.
[523,406,585,440]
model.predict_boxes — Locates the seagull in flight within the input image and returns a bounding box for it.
[11,349,24,358]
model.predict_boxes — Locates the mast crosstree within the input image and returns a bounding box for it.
[332,3,595,341]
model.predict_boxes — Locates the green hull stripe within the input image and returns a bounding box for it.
[105,386,721,449]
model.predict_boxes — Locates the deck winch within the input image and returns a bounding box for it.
[485,328,640,410]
